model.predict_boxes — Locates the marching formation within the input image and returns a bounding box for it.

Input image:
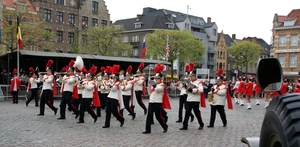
[9,56,290,134]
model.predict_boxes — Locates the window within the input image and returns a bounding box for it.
[92,18,98,27]
[57,11,63,23]
[168,23,174,29]
[284,20,295,27]
[132,35,139,42]
[68,32,74,43]
[57,31,63,42]
[82,34,87,45]
[123,36,128,43]
[291,35,298,46]
[44,9,51,21]
[56,0,64,4]
[122,50,128,56]
[133,48,139,56]
[82,16,88,27]
[92,1,98,12]
[290,55,297,67]
[185,23,190,30]
[279,36,286,46]
[68,14,75,25]
[134,22,142,28]
[101,20,107,26]
[278,56,285,67]
[18,4,26,10]
[213,29,217,36]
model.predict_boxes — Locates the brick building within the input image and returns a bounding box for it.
[271,9,300,78]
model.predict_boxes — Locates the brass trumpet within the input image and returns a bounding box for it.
[38,72,47,76]
[54,72,67,75]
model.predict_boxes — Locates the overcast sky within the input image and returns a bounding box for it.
[105,0,299,44]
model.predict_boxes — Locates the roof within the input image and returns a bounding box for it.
[204,22,215,28]
[286,9,300,26]
[242,37,270,55]
[278,15,287,22]
[114,15,173,31]
[2,0,36,13]
[223,34,234,47]
[18,50,171,65]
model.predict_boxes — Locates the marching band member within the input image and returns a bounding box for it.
[232,77,240,104]
[57,60,79,120]
[237,77,246,106]
[37,60,58,116]
[99,66,113,116]
[10,68,21,104]
[175,64,194,123]
[78,66,99,123]
[103,64,125,128]
[96,67,105,117]
[254,80,262,105]
[280,78,288,95]
[180,62,205,131]
[26,67,40,107]
[120,65,136,120]
[207,77,228,128]
[142,63,170,134]
[76,67,88,110]
[132,62,147,115]
[245,77,254,109]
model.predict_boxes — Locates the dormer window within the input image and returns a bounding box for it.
[284,19,297,27]
[134,22,143,28]
[166,22,174,29]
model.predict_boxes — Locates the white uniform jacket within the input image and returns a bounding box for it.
[108,81,121,100]
[100,79,112,94]
[211,84,227,106]
[121,80,133,96]
[78,78,87,95]
[187,79,204,102]
[30,77,40,89]
[82,80,95,98]
[233,81,240,90]
[149,83,164,103]
[63,75,75,92]
[133,76,145,91]
[176,83,187,95]
[42,75,54,90]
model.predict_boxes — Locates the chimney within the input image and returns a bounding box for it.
[232,34,236,40]
[136,14,143,21]
[207,17,211,23]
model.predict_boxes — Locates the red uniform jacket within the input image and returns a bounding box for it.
[237,81,246,93]
[245,82,253,96]
[10,77,21,92]
[280,83,287,94]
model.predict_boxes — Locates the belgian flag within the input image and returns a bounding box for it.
[16,15,22,49]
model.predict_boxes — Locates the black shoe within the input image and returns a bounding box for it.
[163,125,168,133]
[207,125,214,128]
[132,113,136,120]
[37,114,44,116]
[144,109,147,115]
[102,126,110,128]
[67,107,72,111]
[142,131,151,134]
[198,123,204,130]
[223,124,227,127]
[120,119,124,127]
[151,122,154,125]
[190,115,194,122]
[57,117,66,120]
[25,101,28,107]
[35,105,39,107]
[180,126,188,130]
[75,111,79,119]
[77,121,84,123]
[94,117,97,123]
[176,120,182,123]
[54,108,58,115]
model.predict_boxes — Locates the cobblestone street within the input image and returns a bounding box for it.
[0,98,266,147]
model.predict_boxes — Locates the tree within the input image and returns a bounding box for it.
[71,27,79,54]
[146,29,205,79]
[228,41,262,76]
[1,9,54,52]
[81,25,133,56]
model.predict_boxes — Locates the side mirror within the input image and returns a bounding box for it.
[256,58,282,92]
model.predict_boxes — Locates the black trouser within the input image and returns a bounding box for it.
[135,91,147,111]
[145,103,167,132]
[209,105,227,126]
[104,98,124,127]
[178,94,194,121]
[120,95,135,116]
[183,102,204,127]
[40,89,56,114]
[12,90,19,103]
[27,88,39,106]
[79,98,97,122]
[59,91,78,118]
[100,93,108,109]
[74,94,82,111]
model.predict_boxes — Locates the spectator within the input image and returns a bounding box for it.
[1,69,9,84]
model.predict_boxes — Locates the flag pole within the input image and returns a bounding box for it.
[17,40,19,77]
[166,35,169,81]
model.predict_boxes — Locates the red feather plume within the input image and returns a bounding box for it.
[61,67,67,72]
[126,65,132,73]
[154,63,164,74]
[46,59,53,69]
[216,68,224,77]
[138,62,144,70]
[100,67,105,72]
[184,64,190,73]
[13,68,18,74]
[68,60,75,67]
[189,62,195,71]
[112,64,120,75]
[81,66,87,73]
[105,66,111,74]
[29,67,34,73]
[88,65,97,75]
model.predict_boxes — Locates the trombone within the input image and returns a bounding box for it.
[38,72,47,76]
[54,72,67,75]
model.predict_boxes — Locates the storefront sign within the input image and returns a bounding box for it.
[275,49,300,53]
